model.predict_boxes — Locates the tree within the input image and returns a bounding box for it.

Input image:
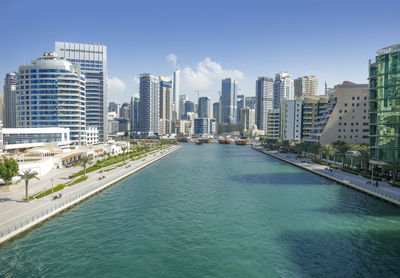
[333,141,350,167]
[121,145,127,163]
[294,143,302,155]
[358,149,372,174]
[18,169,39,200]
[321,144,335,162]
[281,140,290,153]
[78,155,92,177]
[387,160,400,181]
[310,143,321,159]
[0,158,19,185]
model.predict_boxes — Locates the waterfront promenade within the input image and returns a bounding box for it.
[0,145,180,244]
[253,147,400,206]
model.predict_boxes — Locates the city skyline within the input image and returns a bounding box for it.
[1,0,399,103]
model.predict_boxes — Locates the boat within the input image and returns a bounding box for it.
[235,140,248,145]
[195,140,203,145]
[177,138,191,142]
[218,139,231,144]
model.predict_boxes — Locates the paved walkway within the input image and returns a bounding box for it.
[254,147,400,206]
[0,145,180,243]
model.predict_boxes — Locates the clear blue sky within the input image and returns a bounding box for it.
[1,0,399,103]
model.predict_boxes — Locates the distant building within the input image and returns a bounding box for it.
[118,118,130,132]
[221,78,238,123]
[173,65,180,120]
[324,82,334,99]
[0,95,3,124]
[213,102,219,122]
[255,77,274,132]
[108,102,119,116]
[273,73,294,109]
[194,118,216,135]
[16,52,86,145]
[55,42,108,142]
[130,97,139,132]
[3,72,17,128]
[139,73,160,135]
[198,97,211,118]
[159,77,173,134]
[179,95,187,119]
[294,75,318,99]
[237,94,245,122]
[245,96,256,109]
[240,107,255,132]
[119,102,130,120]
[280,99,302,142]
[319,82,369,145]
[177,120,194,136]
[369,44,400,162]
[184,100,195,114]
[107,112,119,135]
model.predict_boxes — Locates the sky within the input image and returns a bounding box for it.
[1,0,399,103]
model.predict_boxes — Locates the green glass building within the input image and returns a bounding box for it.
[369,44,400,162]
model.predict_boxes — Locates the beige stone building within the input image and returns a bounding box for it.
[159,76,173,134]
[294,75,318,99]
[319,81,369,145]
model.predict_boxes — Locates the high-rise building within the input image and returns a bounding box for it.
[266,109,280,139]
[237,94,245,122]
[0,95,3,123]
[179,95,187,119]
[3,72,17,128]
[280,99,302,142]
[108,101,119,116]
[319,81,369,145]
[184,100,195,114]
[369,44,400,162]
[294,75,318,99]
[55,42,108,142]
[255,77,274,131]
[324,82,334,99]
[198,97,211,118]
[173,64,180,119]
[16,52,86,144]
[130,97,140,132]
[273,73,294,109]
[159,77,173,134]
[213,102,219,121]
[119,102,130,120]
[194,118,216,135]
[139,73,160,135]
[221,78,238,123]
[245,96,256,109]
[240,106,255,131]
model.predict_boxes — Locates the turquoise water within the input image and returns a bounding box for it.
[1,144,400,277]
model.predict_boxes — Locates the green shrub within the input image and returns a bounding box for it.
[35,183,66,199]
[68,176,88,186]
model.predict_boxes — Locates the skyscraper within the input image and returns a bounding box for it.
[16,52,86,144]
[255,77,274,131]
[184,100,195,114]
[108,102,120,116]
[198,97,211,118]
[221,78,238,123]
[245,96,256,109]
[173,64,180,119]
[273,73,294,109]
[130,96,140,132]
[179,95,187,119]
[369,44,400,162]
[213,102,219,121]
[294,75,318,99]
[237,94,245,122]
[139,73,160,135]
[55,42,108,142]
[3,72,17,128]
[159,77,173,134]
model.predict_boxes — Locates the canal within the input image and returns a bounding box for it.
[1,143,400,277]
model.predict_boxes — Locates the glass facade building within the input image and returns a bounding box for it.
[16,52,86,144]
[221,78,238,124]
[369,44,400,161]
[55,42,108,142]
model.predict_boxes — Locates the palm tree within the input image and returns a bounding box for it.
[18,169,39,200]
[321,144,335,162]
[121,145,127,163]
[78,154,92,177]
[333,141,350,167]
[358,149,372,174]
[294,143,302,155]
[281,140,291,153]
[310,143,321,159]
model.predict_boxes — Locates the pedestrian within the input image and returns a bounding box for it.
[390,180,393,186]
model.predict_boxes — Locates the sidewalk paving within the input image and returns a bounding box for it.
[256,147,400,205]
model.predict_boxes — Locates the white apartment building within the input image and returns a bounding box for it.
[280,99,302,142]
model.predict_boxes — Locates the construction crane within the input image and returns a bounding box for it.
[193,90,209,100]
